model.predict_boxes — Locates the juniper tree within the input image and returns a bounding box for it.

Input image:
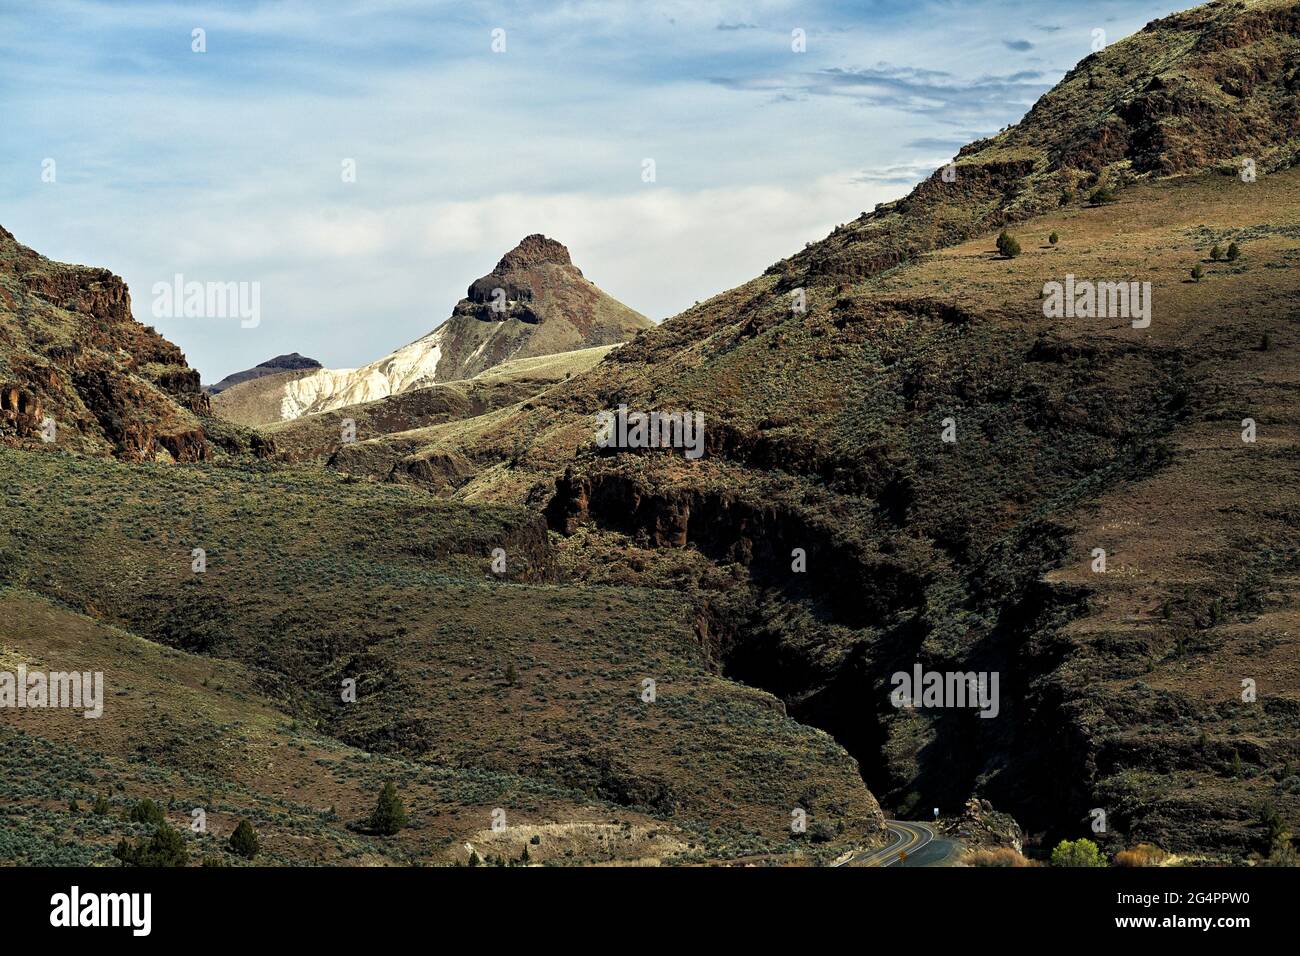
[367,781,407,835]
[115,823,189,867]
[229,819,259,860]
[129,798,165,826]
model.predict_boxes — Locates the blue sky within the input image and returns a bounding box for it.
[0,0,1185,381]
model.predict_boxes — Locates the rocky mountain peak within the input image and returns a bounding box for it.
[493,234,575,274]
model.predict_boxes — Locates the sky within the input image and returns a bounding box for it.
[0,0,1186,382]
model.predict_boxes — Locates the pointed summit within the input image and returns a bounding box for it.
[217,236,651,423]
[494,234,574,272]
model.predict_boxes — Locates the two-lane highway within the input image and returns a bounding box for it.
[835,820,956,867]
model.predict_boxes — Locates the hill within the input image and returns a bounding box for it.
[213,235,652,426]
[205,353,322,396]
[0,446,884,864]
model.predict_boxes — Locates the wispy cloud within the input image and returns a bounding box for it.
[712,63,1051,117]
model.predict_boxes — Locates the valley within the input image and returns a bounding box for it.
[2,0,1298,870]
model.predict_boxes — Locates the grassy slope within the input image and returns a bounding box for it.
[0,448,883,864]
[1,589,659,866]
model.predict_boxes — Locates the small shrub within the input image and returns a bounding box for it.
[996,231,1022,259]
[1051,838,1106,867]
[967,847,1038,867]
[1227,241,1241,261]
[1089,184,1118,205]
[809,821,837,843]
[1048,231,1059,245]
[1191,264,1203,282]
[92,794,111,816]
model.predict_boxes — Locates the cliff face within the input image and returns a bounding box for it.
[227,235,652,423]
[0,226,211,461]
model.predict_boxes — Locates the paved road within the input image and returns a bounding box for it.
[835,820,960,867]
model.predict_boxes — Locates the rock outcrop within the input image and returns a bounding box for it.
[0,226,211,461]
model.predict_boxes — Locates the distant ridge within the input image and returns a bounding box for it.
[205,353,322,395]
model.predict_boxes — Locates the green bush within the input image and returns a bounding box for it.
[1210,245,1222,261]
[129,798,165,826]
[1260,803,1285,847]
[809,821,837,843]
[1227,241,1241,261]
[1050,838,1106,867]
[114,823,189,867]
[1191,264,1203,282]
[228,819,259,860]
[92,794,111,816]
[367,782,407,835]
[1048,231,1059,245]
[996,231,1022,259]
[1088,184,1118,205]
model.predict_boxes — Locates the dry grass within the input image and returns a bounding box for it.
[966,847,1041,867]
